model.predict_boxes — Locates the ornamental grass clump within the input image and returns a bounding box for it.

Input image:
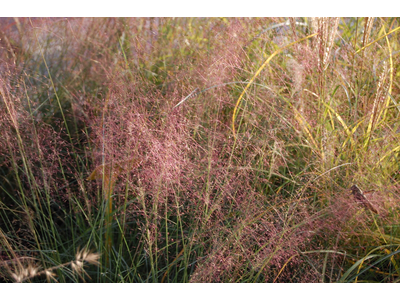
[1,17,400,282]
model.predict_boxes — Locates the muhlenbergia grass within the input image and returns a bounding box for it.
[1,17,400,282]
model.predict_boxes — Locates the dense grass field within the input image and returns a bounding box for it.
[1,17,400,283]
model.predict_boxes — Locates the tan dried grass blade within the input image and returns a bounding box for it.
[350,185,378,214]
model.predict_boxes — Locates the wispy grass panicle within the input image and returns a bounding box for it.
[8,248,99,282]
[311,17,339,71]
